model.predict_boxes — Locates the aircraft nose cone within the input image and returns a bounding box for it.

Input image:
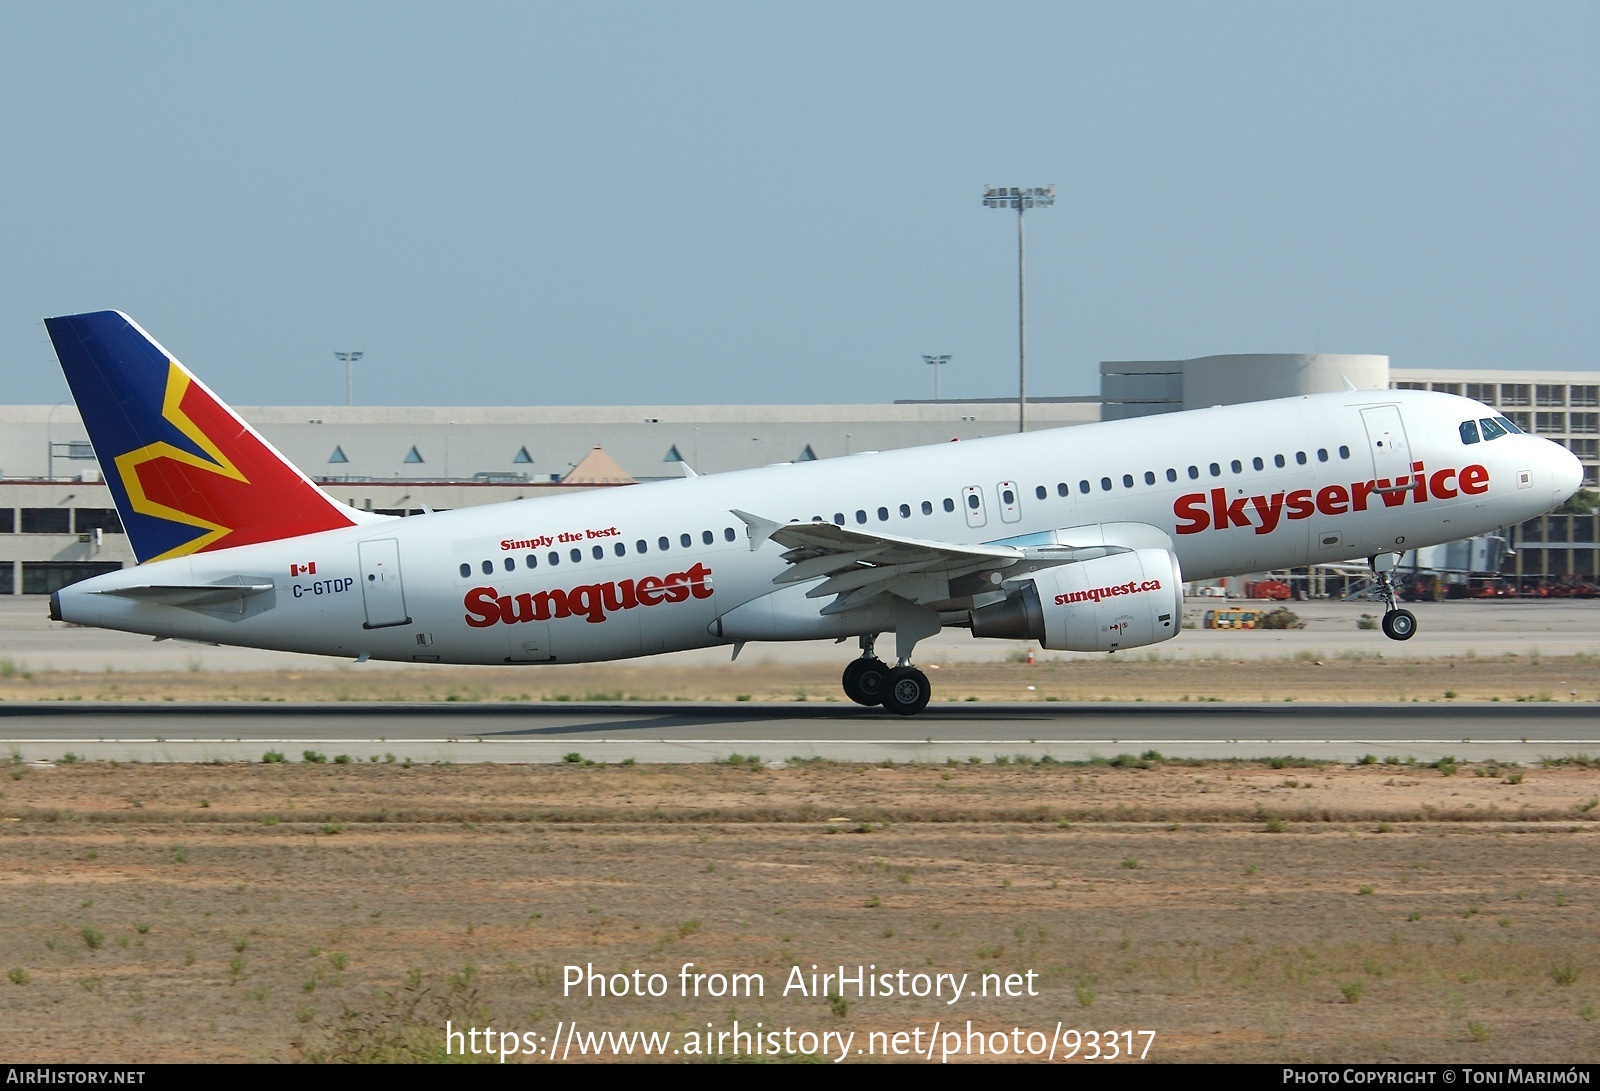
[1552,443,1584,504]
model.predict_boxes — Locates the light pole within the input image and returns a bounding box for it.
[983,185,1054,432]
[922,354,950,400]
[46,400,69,480]
[335,351,364,406]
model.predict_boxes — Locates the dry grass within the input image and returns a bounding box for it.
[1,651,1597,705]
[1,760,1598,1062]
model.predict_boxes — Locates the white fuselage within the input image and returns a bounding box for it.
[53,390,1582,664]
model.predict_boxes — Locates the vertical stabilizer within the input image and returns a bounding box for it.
[45,311,360,563]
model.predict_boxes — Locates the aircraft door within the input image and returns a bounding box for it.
[961,486,988,528]
[1361,406,1412,480]
[358,539,412,629]
[996,481,1022,523]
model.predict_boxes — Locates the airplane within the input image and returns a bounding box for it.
[43,311,1584,715]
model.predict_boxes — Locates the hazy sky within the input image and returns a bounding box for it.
[3,2,1596,407]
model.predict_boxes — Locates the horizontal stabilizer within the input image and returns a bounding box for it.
[96,580,274,613]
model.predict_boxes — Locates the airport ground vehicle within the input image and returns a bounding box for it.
[1203,608,1261,629]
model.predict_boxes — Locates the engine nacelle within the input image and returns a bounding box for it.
[970,548,1184,652]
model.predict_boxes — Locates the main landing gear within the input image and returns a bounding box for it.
[1371,554,1417,642]
[841,634,931,716]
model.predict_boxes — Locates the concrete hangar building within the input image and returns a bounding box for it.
[1,355,1595,596]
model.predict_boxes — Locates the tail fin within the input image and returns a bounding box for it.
[45,311,361,564]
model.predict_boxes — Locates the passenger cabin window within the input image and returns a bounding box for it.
[679,533,692,547]
[614,543,626,556]
[636,540,648,553]
[966,494,981,509]
[1339,446,1350,459]
[658,536,670,551]
[1144,471,1156,485]
[1122,474,1134,488]
[1295,451,1307,465]
[1166,468,1177,483]
[459,563,471,578]
[1100,477,1112,491]
[549,551,561,566]
[943,499,955,512]
[855,510,867,524]
[702,530,714,544]
[527,554,538,568]
[592,545,604,559]
[1187,466,1199,480]
[571,548,582,562]
[481,560,493,575]
[1316,449,1328,462]
[877,507,889,521]
[1078,480,1090,494]
[1252,457,1264,470]
[1230,460,1242,473]
[1056,483,1068,497]
[903,502,915,515]
[504,557,515,571]
[1034,486,1046,500]
[922,501,934,514]
[1460,420,1481,444]
[1274,454,1286,468]
[724,527,736,541]
[1208,463,1220,477]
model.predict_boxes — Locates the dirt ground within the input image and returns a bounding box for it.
[2,759,1598,1063]
[2,649,1598,705]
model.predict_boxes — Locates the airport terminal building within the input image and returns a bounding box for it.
[2,355,1595,595]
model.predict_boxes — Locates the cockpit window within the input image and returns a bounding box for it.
[1460,420,1480,444]
[1494,415,1523,435]
[1479,417,1507,441]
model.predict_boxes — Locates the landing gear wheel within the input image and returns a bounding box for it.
[1381,609,1417,641]
[842,658,888,706]
[881,666,931,717]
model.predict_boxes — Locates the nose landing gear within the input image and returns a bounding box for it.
[1372,554,1418,642]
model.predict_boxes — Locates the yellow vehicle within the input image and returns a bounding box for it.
[1202,608,1263,630]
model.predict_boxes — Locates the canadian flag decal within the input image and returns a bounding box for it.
[290,562,317,576]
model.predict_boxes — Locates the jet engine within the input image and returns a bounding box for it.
[970,548,1183,652]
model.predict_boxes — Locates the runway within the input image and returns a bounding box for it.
[3,701,1596,765]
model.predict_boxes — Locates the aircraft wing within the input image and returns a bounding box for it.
[732,509,1171,615]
